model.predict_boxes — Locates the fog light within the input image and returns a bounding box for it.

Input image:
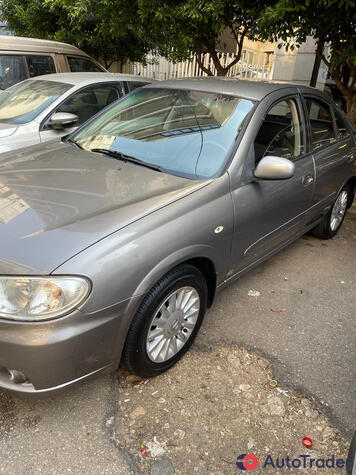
[7,368,28,384]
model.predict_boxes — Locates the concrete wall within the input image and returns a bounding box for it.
[271,36,327,89]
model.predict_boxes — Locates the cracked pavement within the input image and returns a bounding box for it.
[0,207,355,473]
[0,375,139,474]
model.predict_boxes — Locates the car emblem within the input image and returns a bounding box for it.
[214,226,224,234]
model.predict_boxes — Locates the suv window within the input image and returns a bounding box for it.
[67,56,103,73]
[55,83,121,125]
[0,55,27,89]
[254,98,305,163]
[334,108,349,139]
[305,98,336,150]
[26,55,56,78]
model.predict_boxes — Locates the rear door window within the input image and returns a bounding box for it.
[67,56,103,72]
[25,55,56,78]
[304,97,336,150]
[334,108,350,139]
[0,55,27,89]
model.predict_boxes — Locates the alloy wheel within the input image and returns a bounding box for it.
[146,286,200,363]
[330,190,348,231]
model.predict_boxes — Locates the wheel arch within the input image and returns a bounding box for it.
[132,246,219,308]
[184,257,217,307]
[345,176,356,208]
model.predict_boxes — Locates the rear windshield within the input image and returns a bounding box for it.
[74,87,254,179]
[0,79,72,124]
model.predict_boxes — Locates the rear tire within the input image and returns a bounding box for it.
[122,264,207,378]
[311,185,350,239]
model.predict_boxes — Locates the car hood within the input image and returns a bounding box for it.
[0,123,18,138]
[0,142,210,274]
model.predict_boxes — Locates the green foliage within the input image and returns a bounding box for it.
[258,0,356,120]
[2,0,355,118]
[137,0,273,74]
[0,0,152,68]
[259,0,355,70]
[0,0,275,74]
[137,0,267,58]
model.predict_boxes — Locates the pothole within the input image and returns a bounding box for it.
[112,347,349,473]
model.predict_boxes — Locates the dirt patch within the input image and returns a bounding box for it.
[113,347,349,474]
[0,393,16,439]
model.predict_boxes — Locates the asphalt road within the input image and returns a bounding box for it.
[0,206,355,473]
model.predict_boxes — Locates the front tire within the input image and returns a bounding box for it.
[311,185,350,239]
[122,264,208,378]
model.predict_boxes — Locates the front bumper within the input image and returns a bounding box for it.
[0,297,139,397]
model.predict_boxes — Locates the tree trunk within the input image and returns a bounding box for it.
[195,27,246,77]
[321,52,355,124]
[310,38,324,87]
[195,53,214,76]
[209,49,227,76]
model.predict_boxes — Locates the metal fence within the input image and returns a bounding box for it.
[132,49,274,80]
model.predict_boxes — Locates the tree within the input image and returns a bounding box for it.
[137,0,273,77]
[0,0,152,69]
[259,0,356,123]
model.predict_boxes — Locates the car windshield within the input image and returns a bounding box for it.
[0,79,72,124]
[73,88,254,178]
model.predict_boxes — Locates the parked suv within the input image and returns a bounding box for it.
[0,36,105,89]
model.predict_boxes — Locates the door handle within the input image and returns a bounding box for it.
[303,174,314,186]
[345,153,355,163]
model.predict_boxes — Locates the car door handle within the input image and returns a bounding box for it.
[345,152,355,163]
[303,174,314,186]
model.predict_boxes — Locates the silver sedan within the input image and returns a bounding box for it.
[0,78,354,396]
[0,72,152,153]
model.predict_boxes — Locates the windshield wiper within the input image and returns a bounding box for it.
[90,148,162,173]
[67,138,83,149]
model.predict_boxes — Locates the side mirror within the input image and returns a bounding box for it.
[48,112,79,130]
[254,155,295,180]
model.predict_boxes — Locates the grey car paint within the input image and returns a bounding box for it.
[0,78,355,396]
[0,72,152,153]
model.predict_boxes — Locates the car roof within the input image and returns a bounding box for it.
[145,77,318,101]
[0,35,86,55]
[27,72,155,86]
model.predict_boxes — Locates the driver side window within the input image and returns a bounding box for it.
[56,84,121,126]
[254,98,305,164]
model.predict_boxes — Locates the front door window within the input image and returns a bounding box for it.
[54,83,122,126]
[254,98,305,164]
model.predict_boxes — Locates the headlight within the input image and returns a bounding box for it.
[0,276,90,321]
